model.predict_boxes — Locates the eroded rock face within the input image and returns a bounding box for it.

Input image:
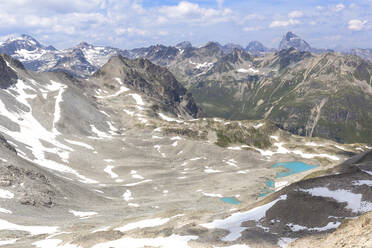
[0,54,19,89]
[289,211,372,248]
[279,32,312,52]
[0,164,56,207]
[92,55,202,118]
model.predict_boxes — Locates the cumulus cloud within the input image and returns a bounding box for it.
[115,27,148,36]
[348,19,367,31]
[243,26,262,32]
[270,19,300,28]
[1,0,104,14]
[288,10,304,18]
[158,1,232,24]
[331,3,345,12]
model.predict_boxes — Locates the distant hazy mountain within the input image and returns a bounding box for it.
[279,32,333,54]
[350,48,372,63]
[246,41,271,55]
[279,32,312,52]
[0,33,343,79]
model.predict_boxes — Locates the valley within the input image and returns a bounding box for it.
[0,33,370,248]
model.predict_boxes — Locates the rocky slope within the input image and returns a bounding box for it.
[350,48,372,63]
[0,54,369,247]
[186,48,372,144]
[91,55,201,118]
[289,211,372,248]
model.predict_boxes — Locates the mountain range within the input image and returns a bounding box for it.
[0,32,344,78]
[0,29,371,248]
[1,32,372,145]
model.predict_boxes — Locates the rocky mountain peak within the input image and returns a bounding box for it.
[176,41,192,50]
[202,41,222,50]
[0,54,20,88]
[221,43,244,54]
[279,31,312,52]
[93,55,201,118]
[246,41,267,53]
[76,41,91,48]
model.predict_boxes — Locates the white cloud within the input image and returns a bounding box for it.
[269,19,300,28]
[115,27,147,36]
[243,26,262,32]
[158,1,232,24]
[348,19,367,31]
[331,3,345,12]
[288,10,304,18]
[0,0,104,14]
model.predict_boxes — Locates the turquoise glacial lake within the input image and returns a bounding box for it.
[259,161,317,197]
[272,161,317,178]
[221,197,241,205]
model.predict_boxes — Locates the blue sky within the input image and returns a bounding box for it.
[0,0,371,50]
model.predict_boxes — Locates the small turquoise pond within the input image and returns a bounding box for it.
[259,189,275,197]
[272,161,317,178]
[259,161,317,197]
[266,180,275,188]
[221,197,240,205]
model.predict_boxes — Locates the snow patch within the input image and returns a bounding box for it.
[69,210,97,218]
[115,218,170,232]
[0,189,14,199]
[91,234,198,248]
[123,190,134,201]
[104,165,118,179]
[300,187,372,213]
[287,221,341,232]
[201,195,287,241]
[0,219,58,235]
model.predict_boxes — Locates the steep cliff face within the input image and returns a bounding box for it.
[92,55,202,118]
[0,54,20,89]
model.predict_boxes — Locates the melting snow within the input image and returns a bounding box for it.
[237,68,259,74]
[91,234,198,248]
[215,245,251,248]
[277,237,297,248]
[52,83,67,134]
[158,113,184,123]
[0,208,12,214]
[129,94,144,105]
[130,170,144,180]
[352,180,372,186]
[0,189,14,199]
[0,79,97,184]
[64,139,94,150]
[33,239,80,248]
[124,179,152,187]
[104,165,118,179]
[90,125,112,139]
[204,167,222,173]
[201,195,287,241]
[287,221,341,232]
[128,203,140,207]
[0,219,58,235]
[115,218,170,232]
[253,123,264,129]
[69,210,97,218]
[300,187,372,213]
[0,239,17,246]
[123,190,134,201]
